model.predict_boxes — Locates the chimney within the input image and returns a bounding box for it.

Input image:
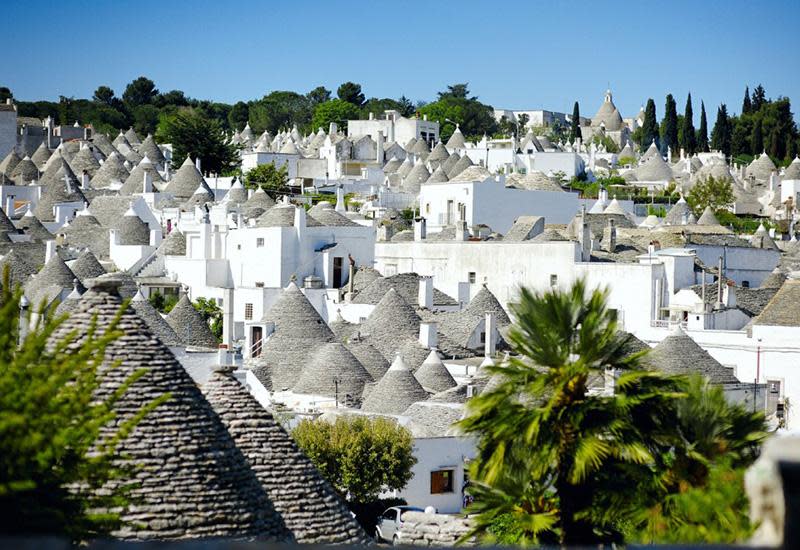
[195,157,202,172]
[377,223,393,242]
[769,171,779,192]
[81,170,90,190]
[418,276,433,309]
[578,217,592,260]
[329,122,338,135]
[419,321,438,349]
[414,217,426,241]
[5,195,14,217]
[722,282,736,308]
[143,168,153,193]
[604,218,617,252]
[18,295,30,343]
[368,112,374,120]
[454,220,469,241]
[222,287,234,348]
[294,205,307,234]
[335,186,345,213]
[45,240,56,263]
[376,130,385,164]
[423,114,428,121]
[484,312,497,356]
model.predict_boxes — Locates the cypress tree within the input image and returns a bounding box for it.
[710,104,731,156]
[697,101,709,152]
[660,94,679,158]
[570,101,582,142]
[679,93,696,154]
[640,98,659,152]
[751,85,766,112]
[751,118,763,154]
[742,86,752,115]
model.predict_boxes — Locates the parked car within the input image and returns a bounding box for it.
[375,505,424,544]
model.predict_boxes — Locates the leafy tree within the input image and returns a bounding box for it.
[458,280,682,545]
[312,99,361,133]
[517,113,530,132]
[686,175,734,215]
[131,104,160,136]
[193,297,222,342]
[397,95,415,117]
[730,115,751,158]
[679,93,696,154]
[570,102,582,142]
[711,104,731,156]
[640,98,659,152]
[751,117,763,154]
[292,416,416,504]
[0,269,161,541]
[248,91,312,134]
[156,108,239,175]
[306,86,331,106]
[660,94,679,157]
[419,83,497,142]
[361,97,405,120]
[0,86,12,102]
[244,162,289,192]
[92,86,115,106]
[148,291,179,314]
[227,101,250,130]
[751,84,766,112]
[337,81,365,107]
[122,76,158,107]
[155,89,189,108]
[742,86,752,115]
[496,116,516,137]
[698,101,709,152]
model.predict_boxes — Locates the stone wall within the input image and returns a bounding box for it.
[397,511,478,547]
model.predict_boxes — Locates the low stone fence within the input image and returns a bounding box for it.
[397,511,478,547]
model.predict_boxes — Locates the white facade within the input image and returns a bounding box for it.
[347,111,439,147]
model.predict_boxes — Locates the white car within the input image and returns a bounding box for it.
[375,505,424,544]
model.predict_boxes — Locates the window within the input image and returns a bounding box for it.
[383,509,397,521]
[425,203,430,214]
[479,331,486,344]
[245,303,253,320]
[255,282,264,288]
[256,238,264,248]
[468,272,476,284]
[431,470,455,494]
[742,280,750,288]
[550,274,558,286]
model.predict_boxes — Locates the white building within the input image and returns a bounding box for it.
[348,110,439,148]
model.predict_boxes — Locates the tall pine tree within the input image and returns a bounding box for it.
[679,93,696,155]
[751,85,767,112]
[697,101,709,152]
[710,104,731,156]
[751,118,763,154]
[660,94,679,158]
[742,86,752,115]
[570,101,582,142]
[640,98,659,152]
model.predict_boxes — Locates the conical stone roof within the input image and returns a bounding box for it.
[124,127,141,145]
[225,178,248,204]
[447,154,474,179]
[397,158,414,178]
[345,339,390,380]
[252,282,335,391]
[157,229,186,256]
[135,135,166,167]
[428,141,450,162]
[441,152,461,174]
[746,152,777,182]
[202,367,368,544]
[114,209,151,245]
[90,152,130,188]
[361,355,429,415]
[164,155,212,199]
[636,153,674,182]
[243,186,277,213]
[90,132,118,157]
[69,146,102,178]
[0,149,21,178]
[10,156,39,185]
[645,325,738,384]
[426,165,449,183]
[0,205,15,232]
[166,295,219,349]
[292,342,373,401]
[60,211,109,259]
[131,288,181,346]
[361,288,421,360]
[784,157,800,180]
[70,249,106,282]
[398,339,433,371]
[30,142,51,170]
[414,349,457,392]
[696,205,721,226]
[0,248,38,288]
[24,253,76,305]
[446,127,466,150]
[48,275,291,540]
[120,156,165,195]
[16,210,53,241]
[662,197,691,226]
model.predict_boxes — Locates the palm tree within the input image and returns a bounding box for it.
[458,280,681,545]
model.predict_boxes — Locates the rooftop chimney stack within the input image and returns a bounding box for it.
[81,170,90,190]
[418,276,433,309]
[419,321,438,349]
[484,312,497,357]
[604,218,617,252]
[414,217,427,241]
[376,130,385,164]
[329,122,338,135]
[143,168,153,193]
[45,240,56,264]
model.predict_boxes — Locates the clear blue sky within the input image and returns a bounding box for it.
[1,0,798,120]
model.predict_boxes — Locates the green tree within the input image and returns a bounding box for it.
[312,99,361,133]
[660,94,679,157]
[337,81,365,107]
[698,101,710,152]
[156,108,239,175]
[751,84,766,111]
[751,117,763,154]
[122,76,158,107]
[292,416,416,504]
[0,270,161,541]
[640,98,659,152]
[131,104,160,136]
[155,89,189,108]
[398,95,415,117]
[248,91,312,134]
[686,175,735,215]
[0,86,12,102]
[419,83,497,142]
[227,101,250,130]
[193,297,222,342]
[711,104,731,156]
[458,280,681,545]
[244,162,289,192]
[517,113,530,133]
[731,115,752,158]
[679,93,696,154]
[570,101,582,142]
[92,86,115,106]
[742,86,752,115]
[148,291,179,314]
[306,86,331,106]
